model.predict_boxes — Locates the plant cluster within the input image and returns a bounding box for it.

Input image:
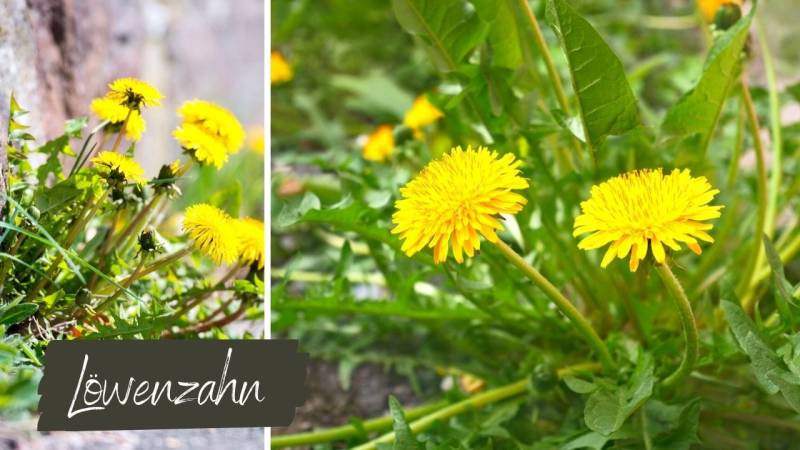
[272,0,800,448]
[0,78,264,417]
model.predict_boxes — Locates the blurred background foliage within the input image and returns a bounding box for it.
[272,0,800,448]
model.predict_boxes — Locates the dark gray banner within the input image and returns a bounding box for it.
[38,339,307,430]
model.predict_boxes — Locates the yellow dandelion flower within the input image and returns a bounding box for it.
[392,146,528,264]
[403,96,443,132]
[183,204,239,265]
[271,51,293,84]
[362,125,395,162]
[90,97,146,141]
[91,151,147,185]
[698,0,742,21]
[173,123,229,169]
[234,217,265,269]
[573,168,723,272]
[104,77,163,110]
[177,100,245,154]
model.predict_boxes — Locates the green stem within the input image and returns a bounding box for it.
[272,401,448,449]
[520,0,584,166]
[756,16,782,240]
[274,362,600,449]
[115,194,164,256]
[656,262,698,387]
[492,239,614,373]
[95,257,145,312]
[109,110,132,154]
[738,80,769,313]
[95,247,192,295]
[352,379,530,450]
[725,96,746,191]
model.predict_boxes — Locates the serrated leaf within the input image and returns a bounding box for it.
[722,300,800,412]
[763,234,797,315]
[392,0,489,72]
[545,0,640,151]
[388,396,422,450]
[661,6,754,149]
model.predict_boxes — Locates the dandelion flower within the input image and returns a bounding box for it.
[403,96,443,133]
[183,204,239,265]
[362,125,394,162]
[173,123,229,169]
[91,151,147,185]
[573,168,722,272]
[271,51,293,84]
[90,97,146,141]
[392,146,528,263]
[104,77,163,110]
[234,217,265,269]
[698,0,742,21]
[177,100,245,154]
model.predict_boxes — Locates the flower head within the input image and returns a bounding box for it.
[183,204,239,265]
[173,123,229,169]
[234,217,265,269]
[90,97,146,141]
[104,78,163,110]
[177,100,245,154]
[698,0,742,21]
[392,146,528,263]
[573,168,722,272]
[91,151,147,185]
[271,51,293,84]
[362,125,394,162]
[403,96,443,132]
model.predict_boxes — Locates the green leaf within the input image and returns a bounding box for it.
[661,6,754,149]
[0,304,39,327]
[722,300,800,412]
[763,234,797,321]
[388,396,422,450]
[275,192,321,228]
[584,387,626,435]
[563,376,597,394]
[392,0,489,72]
[472,0,525,69]
[545,0,640,151]
[34,179,81,214]
[331,71,414,119]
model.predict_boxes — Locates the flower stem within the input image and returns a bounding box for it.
[109,110,132,154]
[95,247,192,295]
[272,400,449,449]
[492,239,615,373]
[519,0,585,166]
[737,80,768,313]
[274,361,599,449]
[756,16,782,241]
[352,379,530,450]
[656,262,698,387]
